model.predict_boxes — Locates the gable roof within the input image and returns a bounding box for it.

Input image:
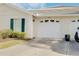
[4,3,79,16]
[4,3,32,16]
[27,6,79,16]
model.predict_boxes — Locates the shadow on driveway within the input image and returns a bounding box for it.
[26,38,79,56]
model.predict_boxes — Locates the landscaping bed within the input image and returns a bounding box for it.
[0,29,32,49]
[0,38,11,43]
[0,39,25,49]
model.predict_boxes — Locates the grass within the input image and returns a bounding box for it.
[0,40,25,49]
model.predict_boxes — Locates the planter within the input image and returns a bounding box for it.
[64,34,70,41]
[74,32,79,42]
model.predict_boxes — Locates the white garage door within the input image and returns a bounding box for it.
[34,22,61,39]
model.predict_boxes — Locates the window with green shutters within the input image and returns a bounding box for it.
[10,18,14,31]
[21,18,25,32]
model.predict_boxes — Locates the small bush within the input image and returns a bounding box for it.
[1,32,7,39]
[8,32,26,40]
[0,29,29,40]
[9,32,18,38]
[16,32,26,40]
[0,29,12,39]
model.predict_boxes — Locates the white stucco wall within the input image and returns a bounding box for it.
[0,4,33,38]
[25,15,33,38]
[1,4,79,39]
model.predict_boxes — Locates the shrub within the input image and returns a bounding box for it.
[0,29,12,39]
[1,32,8,39]
[16,32,26,40]
[0,29,28,40]
[8,32,26,40]
[8,32,17,38]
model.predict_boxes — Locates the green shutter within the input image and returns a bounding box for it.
[10,18,14,31]
[21,18,25,32]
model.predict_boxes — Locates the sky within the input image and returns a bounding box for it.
[15,3,79,9]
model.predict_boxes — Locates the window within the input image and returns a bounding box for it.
[77,20,79,22]
[72,20,75,22]
[50,20,54,22]
[40,21,43,23]
[45,20,49,22]
[33,19,35,22]
[10,18,14,31]
[21,18,25,32]
[56,21,60,22]
[77,27,79,30]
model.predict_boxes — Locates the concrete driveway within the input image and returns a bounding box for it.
[0,38,79,56]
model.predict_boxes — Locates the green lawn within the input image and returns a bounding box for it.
[0,40,25,49]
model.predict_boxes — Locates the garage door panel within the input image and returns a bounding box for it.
[36,22,61,38]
